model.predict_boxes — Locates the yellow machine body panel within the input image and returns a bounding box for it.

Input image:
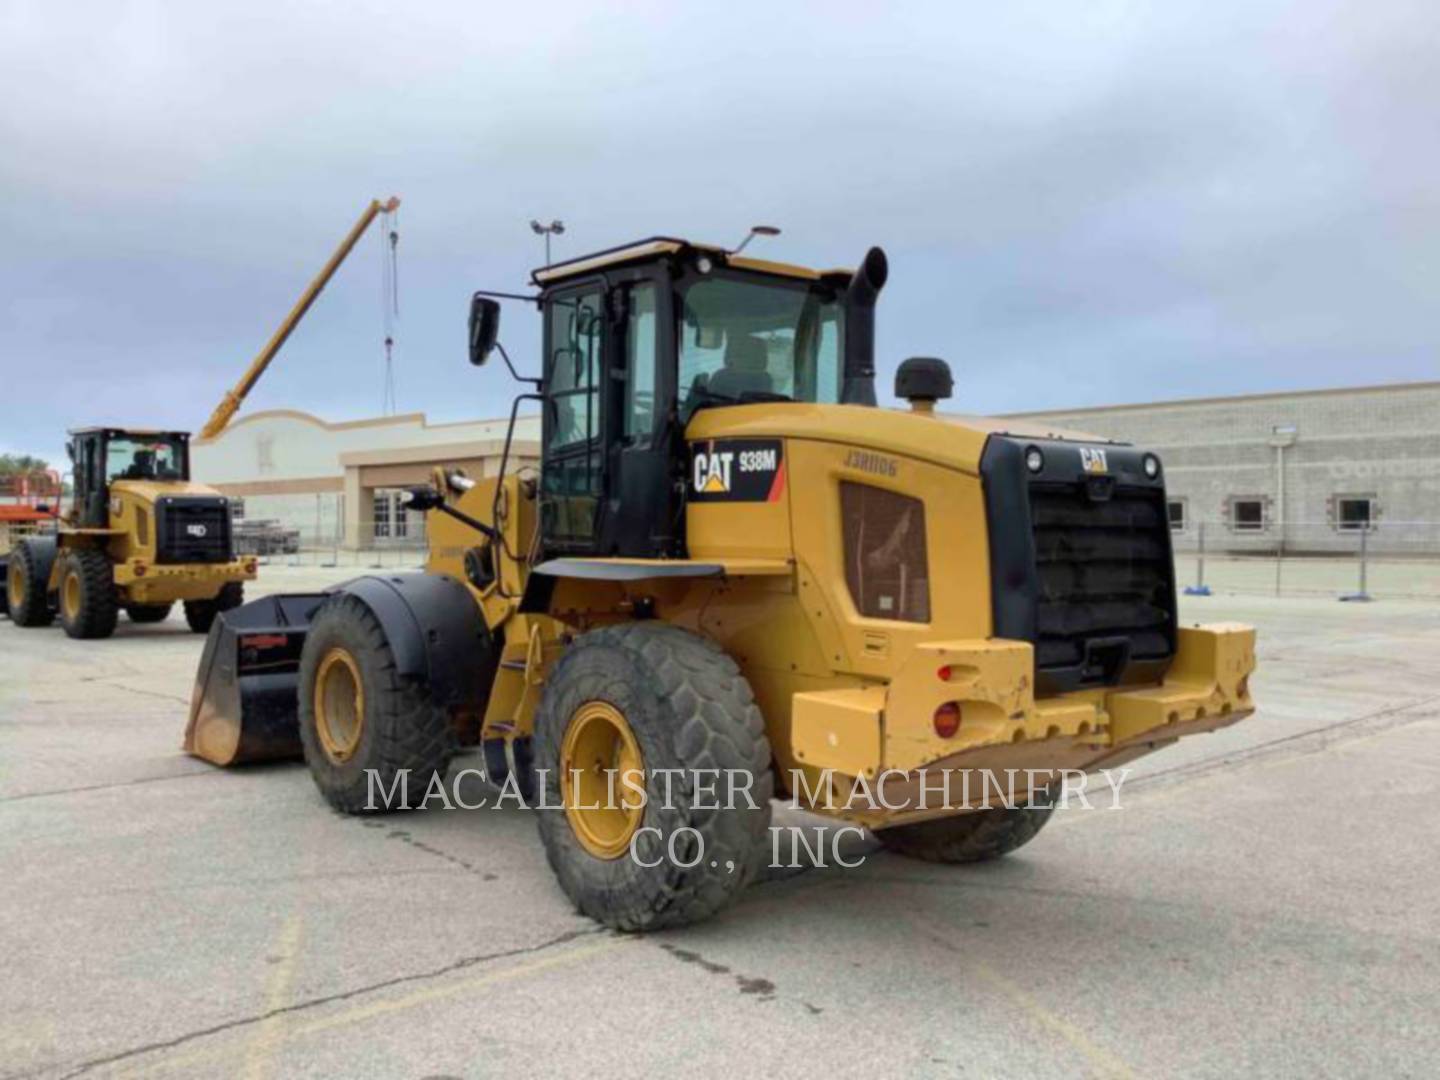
[430,401,1258,828]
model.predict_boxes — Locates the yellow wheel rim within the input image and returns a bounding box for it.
[561,701,646,860]
[61,566,81,621]
[6,559,23,613]
[314,647,365,763]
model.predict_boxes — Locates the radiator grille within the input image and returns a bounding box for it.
[1028,484,1174,672]
[155,499,232,564]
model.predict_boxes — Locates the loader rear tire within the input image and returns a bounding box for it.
[534,623,774,932]
[125,603,173,624]
[874,803,1055,864]
[184,582,244,634]
[58,548,118,640]
[297,593,457,813]
[6,539,56,627]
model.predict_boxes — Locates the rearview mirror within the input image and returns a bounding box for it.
[469,297,501,366]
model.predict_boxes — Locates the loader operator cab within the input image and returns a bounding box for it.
[471,237,888,561]
[67,428,191,529]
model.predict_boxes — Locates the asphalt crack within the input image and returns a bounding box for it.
[360,821,499,881]
[0,768,217,804]
[45,926,606,1080]
[660,943,777,1001]
[1125,691,1440,794]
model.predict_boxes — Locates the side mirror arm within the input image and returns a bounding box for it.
[400,486,499,543]
[496,342,542,389]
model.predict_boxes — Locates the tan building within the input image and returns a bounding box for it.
[192,409,539,550]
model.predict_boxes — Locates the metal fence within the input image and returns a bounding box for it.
[245,515,1440,602]
[243,518,428,571]
[1174,520,1440,601]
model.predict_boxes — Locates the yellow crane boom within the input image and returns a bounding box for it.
[200,195,401,440]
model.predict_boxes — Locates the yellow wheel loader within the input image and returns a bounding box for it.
[186,236,1256,931]
[6,428,257,639]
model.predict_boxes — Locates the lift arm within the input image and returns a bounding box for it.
[199,195,401,439]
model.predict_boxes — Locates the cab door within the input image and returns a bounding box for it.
[541,286,606,551]
[599,277,681,557]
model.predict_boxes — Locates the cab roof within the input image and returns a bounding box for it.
[68,427,190,438]
[530,236,854,287]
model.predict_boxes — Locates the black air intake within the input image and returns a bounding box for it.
[980,436,1177,694]
[155,496,233,564]
[1028,484,1172,670]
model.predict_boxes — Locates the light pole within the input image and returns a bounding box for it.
[530,219,565,266]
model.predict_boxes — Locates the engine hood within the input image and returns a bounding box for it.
[110,479,228,506]
[685,403,1122,476]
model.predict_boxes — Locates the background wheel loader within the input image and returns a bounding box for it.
[187,235,1257,932]
[6,428,257,639]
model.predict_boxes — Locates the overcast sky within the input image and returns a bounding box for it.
[2,0,1437,465]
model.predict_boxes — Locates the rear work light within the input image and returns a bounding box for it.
[933,701,962,739]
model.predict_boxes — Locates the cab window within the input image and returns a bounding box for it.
[678,274,843,420]
[106,436,186,482]
[625,284,658,441]
[546,292,603,450]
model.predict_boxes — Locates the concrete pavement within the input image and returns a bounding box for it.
[1,568,1437,1078]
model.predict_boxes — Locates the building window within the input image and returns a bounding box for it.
[1229,497,1266,532]
[372,493,391,539]
[229,497,245,520]
[1335,495,1376,532]
[1167,499,1187,532]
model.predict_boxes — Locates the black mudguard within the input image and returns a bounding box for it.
[337,573,498,716]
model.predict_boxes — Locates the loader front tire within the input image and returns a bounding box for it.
[58,548,118,640]
[184,582,244,634]
[874,803,1055,864]
[7,539,56,627]
[297,593,457,813]
[125,603,173,624]
[534,623,774,932]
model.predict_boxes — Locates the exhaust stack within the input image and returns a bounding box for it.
[840,247,889,406]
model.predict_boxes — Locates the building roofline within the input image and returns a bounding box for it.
[196,409,522,442]
[998,379,1440,419]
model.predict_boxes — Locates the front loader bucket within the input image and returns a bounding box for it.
[184,592,329,766]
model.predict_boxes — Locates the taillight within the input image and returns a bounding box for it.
[933,701,961,739]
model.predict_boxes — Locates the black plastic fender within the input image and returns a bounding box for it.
[333,572,499,716]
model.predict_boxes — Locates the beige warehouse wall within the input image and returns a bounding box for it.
[998,381,1440,555]
[191,407,542,550]
[193,409,540,485]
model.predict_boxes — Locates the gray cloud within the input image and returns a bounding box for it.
[2,0,1437,464]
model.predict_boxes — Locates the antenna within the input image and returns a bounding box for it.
[731,225,781,254]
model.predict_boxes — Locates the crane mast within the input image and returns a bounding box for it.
[199,196,400,440]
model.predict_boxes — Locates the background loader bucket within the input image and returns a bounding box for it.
[185,592,329,766]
